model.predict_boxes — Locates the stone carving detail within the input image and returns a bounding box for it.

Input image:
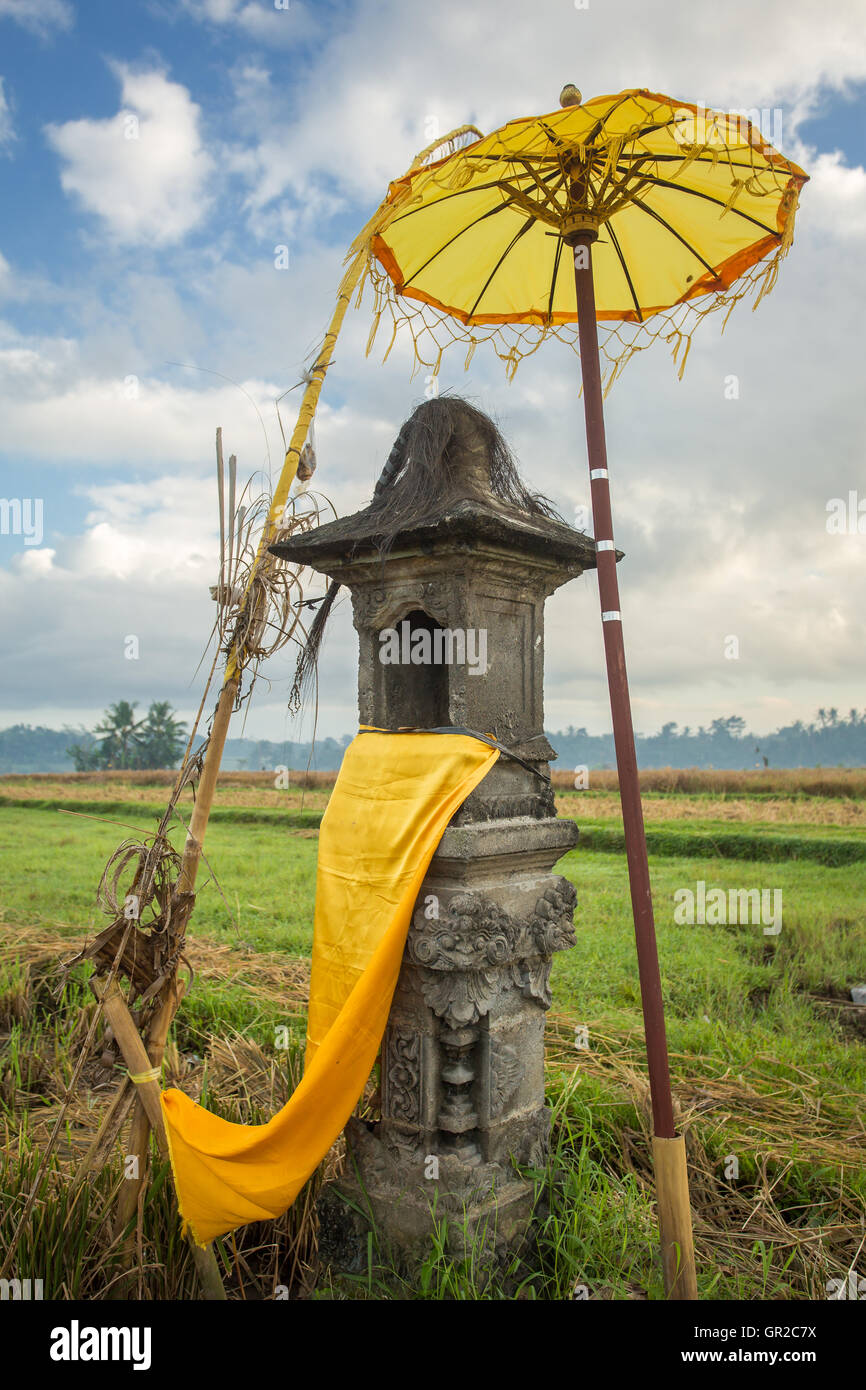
[351,589,388,629]
[408,879,576,1026]
[352,583,458,634]
[521,1109,551,1169]
[419,968,501,1028]
[489,1038,522,1117]
[512,879,578,1008]
[384,1024,421,1125]
[510,957,554,1010]
[410,895,513,972]
[530,880,578,955]
[438,1023,481,1164]
[382,1126,420,1166]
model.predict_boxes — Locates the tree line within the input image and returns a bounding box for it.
[549,710,866,772]
[1,707,864,774]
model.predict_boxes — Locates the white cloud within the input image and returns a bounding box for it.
[794,148,866,236]
[218,0,866,224]
[0,76,15,151]
[75,475,218,580]
[0,0,73,39]
[45,66,214,245]
[4,168,865,736]
[0,476,220,714]
[0,363,281,470]
[181,0,315,44]
[0,462,351,728]
[14,547,55,575]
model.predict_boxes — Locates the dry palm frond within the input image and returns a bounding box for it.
[63,832,194,1039]
[69,433,334,1023]
[210,429,336,679]
[363,395,562,556]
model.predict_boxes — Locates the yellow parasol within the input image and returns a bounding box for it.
[349,86,809,1301]
[359,87,806,385]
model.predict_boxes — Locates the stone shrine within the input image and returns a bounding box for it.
[272,399,597,1262]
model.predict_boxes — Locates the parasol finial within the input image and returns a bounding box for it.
[559,84,582,108]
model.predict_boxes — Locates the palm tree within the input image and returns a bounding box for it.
[137,702,187,769]
[94,701,146,769]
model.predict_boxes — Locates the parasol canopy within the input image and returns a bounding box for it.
[362,88,808,381]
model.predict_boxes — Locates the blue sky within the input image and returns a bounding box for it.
[0,0,864,745]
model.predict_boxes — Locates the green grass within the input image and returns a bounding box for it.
[0,806,319,953]
[3,803,864,1098]
[4,802,863,1081]
[553,846,866,1012]
[574,824,866,865]
[2,789,865,1301]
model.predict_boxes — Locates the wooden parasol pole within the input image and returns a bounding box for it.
[569,226,698,1300]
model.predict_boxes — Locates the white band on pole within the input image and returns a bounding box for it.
[590,468,609,480]
[602,610,622,622]
[596,539,615,551]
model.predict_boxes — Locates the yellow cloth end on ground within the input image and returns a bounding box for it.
[160,730,499,1246]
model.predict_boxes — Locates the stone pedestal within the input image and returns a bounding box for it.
[272,403,596,1267]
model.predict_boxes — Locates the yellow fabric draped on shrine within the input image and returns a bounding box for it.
[161,730,499,1245]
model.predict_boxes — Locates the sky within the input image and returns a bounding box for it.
[0,0,864,747]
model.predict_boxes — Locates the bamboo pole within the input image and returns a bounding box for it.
[178,676,239,894]
[94,979,167,1138]
[93,977,226,1301]
[107,678,238,1298]
[98,250,369,1295]
[108,984,180,1295]
[225,247,368,684]
[112,985,183,1239]
[77,979,187,1191]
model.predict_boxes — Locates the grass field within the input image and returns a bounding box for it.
[1,769,864,1300]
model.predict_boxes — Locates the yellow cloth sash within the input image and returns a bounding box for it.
[161,730,499,1245]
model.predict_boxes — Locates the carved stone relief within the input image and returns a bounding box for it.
[407,879,577,1027]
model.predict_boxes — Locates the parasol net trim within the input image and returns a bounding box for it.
[357,220,800,395]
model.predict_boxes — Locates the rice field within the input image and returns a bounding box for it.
[1,768,864,1301]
